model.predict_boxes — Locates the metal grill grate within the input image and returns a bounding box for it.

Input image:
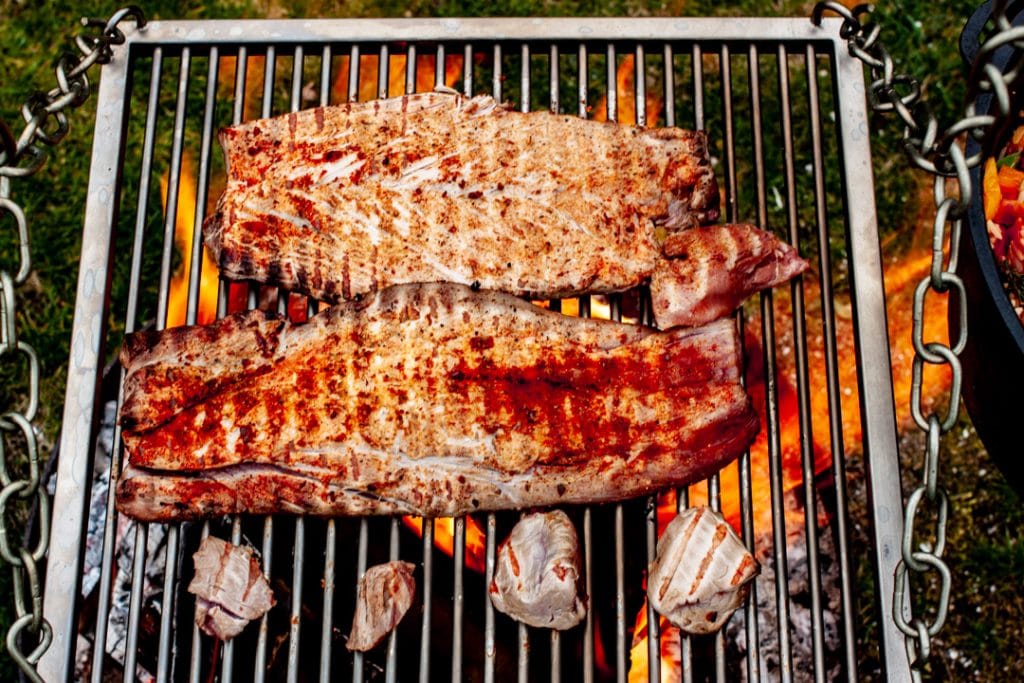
[39,17,907,682]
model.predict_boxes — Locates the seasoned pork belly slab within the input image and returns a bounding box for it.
[115,283,758,522]
[203,91,719,302]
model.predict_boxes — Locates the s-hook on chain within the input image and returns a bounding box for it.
[812,0,1024,678]
[0,6,145,681]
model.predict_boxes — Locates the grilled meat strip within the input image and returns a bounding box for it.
[115,283,758,522]
[203,91,719,303]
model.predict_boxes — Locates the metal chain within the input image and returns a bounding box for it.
[0,6,145,681]
[812,1,1024,678]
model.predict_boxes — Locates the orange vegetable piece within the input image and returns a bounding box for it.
[993,199,1024,224]
[998,164,1024,197]
[985,157,1000,220]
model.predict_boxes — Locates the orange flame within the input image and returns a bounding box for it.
[402,516,487,575]
[592,55,664,126]
[629,603,681,683]
[163,153,219,329]
[333,52,463,104]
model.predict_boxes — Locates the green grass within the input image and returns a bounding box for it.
[0,1,1020,681]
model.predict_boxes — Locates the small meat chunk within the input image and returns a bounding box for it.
[347,561,417,652]
[647,506,758,635]
[188,536,275,640]
[651,224,809,329]
[489,510,587,630]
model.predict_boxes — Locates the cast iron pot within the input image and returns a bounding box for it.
[956,0,1024,491]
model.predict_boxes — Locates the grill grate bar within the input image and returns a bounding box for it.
[124,526,148,682]
[735,40,762,678]
[777,43,828,682]
[805,43,858,680]
[547,43,563,683]
[634,41,663,683]
[90,45,164,683]
[574,44,596,683]
[220,45,251,683]
[137,43,194,683]
[377,45,400,683]
[352,517,369,682]
[189,524,210,681]
[406,44,416,95]
[343,43,372,683]
[748,40,797,683]
[286,45,308,683]
[453,517,467,682]
[384,520,401,683]
[185,44,222,683]
[517,42,532,683]
[705,44,724,683]
[483,513,496,683]
[252,46,279,683]
[672,43,695,683]
[318,43,339,682]
[221,516,244,682]
[604,46,629,683]
[419,519,435,683]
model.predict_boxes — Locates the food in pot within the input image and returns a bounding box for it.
[187,536,275,640]
[204,90,719,305]
[983,127,1024,323]
[651,223,809,329]
[489,510,587,630]
[114,283,759,521]
[647,506,758,635]
[347,561,417,652]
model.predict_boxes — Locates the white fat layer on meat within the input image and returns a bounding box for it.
[235,202,313,233]
[192,442,211,463]
[444,433,498,455]
[224,425,240,456]
[722,226,740,273]
[312,153,366,186]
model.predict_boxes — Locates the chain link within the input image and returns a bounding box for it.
[812,0,1024,677]
[0,6,145,680]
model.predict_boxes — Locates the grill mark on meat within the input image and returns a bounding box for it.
[114,283,759,521]
[658,507,705,602]
[689,522,729,597]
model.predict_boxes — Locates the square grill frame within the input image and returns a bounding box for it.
[38,16,908,682]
